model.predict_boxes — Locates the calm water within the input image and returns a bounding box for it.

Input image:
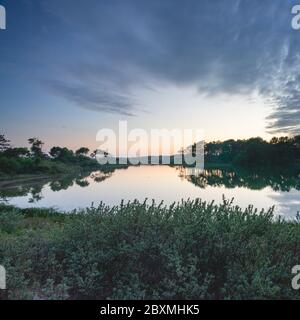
[1,165,300,217]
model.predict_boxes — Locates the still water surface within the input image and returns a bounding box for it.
[1,166,300,217]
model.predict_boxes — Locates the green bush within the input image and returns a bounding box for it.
[0,207,23,233]
[0,157,21,174]
[0,200,299,300]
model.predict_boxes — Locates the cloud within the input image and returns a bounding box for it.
[47,80,137,116]
[36,0,300,133]
[269,189,300,218]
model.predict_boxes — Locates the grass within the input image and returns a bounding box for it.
[0,199,300,300]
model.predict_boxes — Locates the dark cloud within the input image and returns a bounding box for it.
[47,80,137,116]
[40,0,300,132]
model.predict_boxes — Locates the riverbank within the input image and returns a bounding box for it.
[0,200,299,300]
[0,162,129,186]
[0,174,54,188]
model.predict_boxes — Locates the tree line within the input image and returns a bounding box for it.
[1,131,300,176]
[190,136,300,166]
[0,132,98,176]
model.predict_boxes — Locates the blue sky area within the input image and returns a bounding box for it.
[0,0,300,151]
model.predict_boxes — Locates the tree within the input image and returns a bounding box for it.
[50,147,74,162]
[270,137,279,145]
[0,132,10,152]
[50,147,63,158]
[94,149,110,160]
[75,147,90,156]
[90,150,97,158]
[4,147,29,158]
[28,138,44,157]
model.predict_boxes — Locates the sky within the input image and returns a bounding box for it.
[1,0,300,152]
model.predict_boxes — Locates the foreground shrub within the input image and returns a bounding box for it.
[0,199,299,300]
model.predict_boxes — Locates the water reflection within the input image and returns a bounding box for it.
[268,190,300,217]
[0,165,299,217]
[177,167,205,178]
[0,170,113,204]
[177,166,300,191]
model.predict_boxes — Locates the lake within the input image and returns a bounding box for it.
[1,165,300,217]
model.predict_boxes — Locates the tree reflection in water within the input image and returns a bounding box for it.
[176,166,300,192]
[1,166,299,210]
[0,170,114,204]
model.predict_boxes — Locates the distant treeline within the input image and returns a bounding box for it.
[0,133,100,176]
[1,131,300,176]
[200,136,300,166]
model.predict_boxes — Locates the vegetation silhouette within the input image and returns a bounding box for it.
[178,166,300,192]
[1,130,300,184]
[0,170,119,204]
[0,131,128,178]
[201,136,300,166]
